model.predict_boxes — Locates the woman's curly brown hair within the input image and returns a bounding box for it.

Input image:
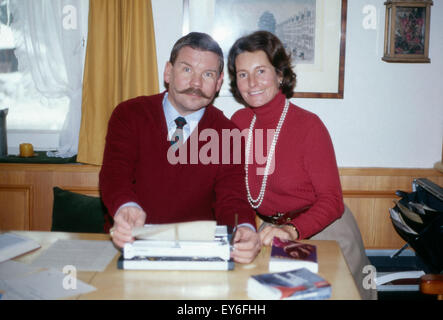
[228,30,296,105]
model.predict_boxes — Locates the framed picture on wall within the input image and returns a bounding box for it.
[382,0,433,63]
[183,0,348,99]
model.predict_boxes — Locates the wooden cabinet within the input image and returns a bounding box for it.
[0,185,32,230]
[0,163,442,249]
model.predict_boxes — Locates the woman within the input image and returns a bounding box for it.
[228,31,376,300]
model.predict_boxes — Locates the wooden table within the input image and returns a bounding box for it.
[10,231,361,300]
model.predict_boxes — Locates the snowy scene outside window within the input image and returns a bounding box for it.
[0,0,69,132]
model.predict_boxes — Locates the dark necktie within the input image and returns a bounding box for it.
[170,116,187,146]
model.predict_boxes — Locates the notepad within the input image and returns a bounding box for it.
[0,267,96,300]
[0,233,41,263]
[31,239,118,272]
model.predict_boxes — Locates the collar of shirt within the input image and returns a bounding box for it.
[162,92,205,142]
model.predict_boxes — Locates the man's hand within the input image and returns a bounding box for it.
[110,206,146,248]
[230,227,261,264]
[259,225,298,246]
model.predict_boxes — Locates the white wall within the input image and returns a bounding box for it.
[152,0,442,168]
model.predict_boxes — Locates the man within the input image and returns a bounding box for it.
[99,32,260,263]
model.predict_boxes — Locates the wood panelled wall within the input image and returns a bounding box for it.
[340,168,442,249]
[0,164,442,249]
[0,164,100,231]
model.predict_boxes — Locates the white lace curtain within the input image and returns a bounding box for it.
[11,0,89,158]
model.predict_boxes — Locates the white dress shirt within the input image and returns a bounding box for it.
[163,92,204,143]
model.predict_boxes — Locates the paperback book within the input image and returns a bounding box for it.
[247,268,331,300]
[269,237,318,273]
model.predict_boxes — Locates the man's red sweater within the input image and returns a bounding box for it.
[99,92,256,231]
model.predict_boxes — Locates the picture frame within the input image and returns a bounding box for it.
[382,0,433,63]
[183,0,347,99]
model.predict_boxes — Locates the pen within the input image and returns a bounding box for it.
[230,213,238,248]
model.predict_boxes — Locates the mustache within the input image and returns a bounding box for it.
[177,87,211,99]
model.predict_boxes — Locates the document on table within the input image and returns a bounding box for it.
[132,220,217,241]
[0,233,41,263]
[31,239,119,272]
[0,260,95,300]
[0,260,40,279]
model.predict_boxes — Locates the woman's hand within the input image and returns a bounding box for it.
[259,225,299,246]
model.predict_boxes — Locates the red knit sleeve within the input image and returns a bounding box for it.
[212,115,256,228]
[213,161,257,228]
[99,101,141,217]
[290,117,344,239]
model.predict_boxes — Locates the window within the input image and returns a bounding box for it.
[0,0,72,152]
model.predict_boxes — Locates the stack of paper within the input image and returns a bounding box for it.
[389,208,418,235]
[132,220,217,241]
[31,239,118,272]
[0,260,96,300]
[0,237,118,300]
[121,222,233,271]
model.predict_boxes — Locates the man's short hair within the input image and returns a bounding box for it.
[169,32,224,75]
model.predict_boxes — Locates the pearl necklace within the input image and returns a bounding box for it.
[245,99,290,209]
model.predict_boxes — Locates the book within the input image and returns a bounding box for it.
[117,255,234,271]
[269,237,318,273]
[0,233,41,263]
[247,268,331,300]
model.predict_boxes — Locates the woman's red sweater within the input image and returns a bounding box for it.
[231,92,344,239]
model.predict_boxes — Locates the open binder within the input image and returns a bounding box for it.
[390,178,443,274]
